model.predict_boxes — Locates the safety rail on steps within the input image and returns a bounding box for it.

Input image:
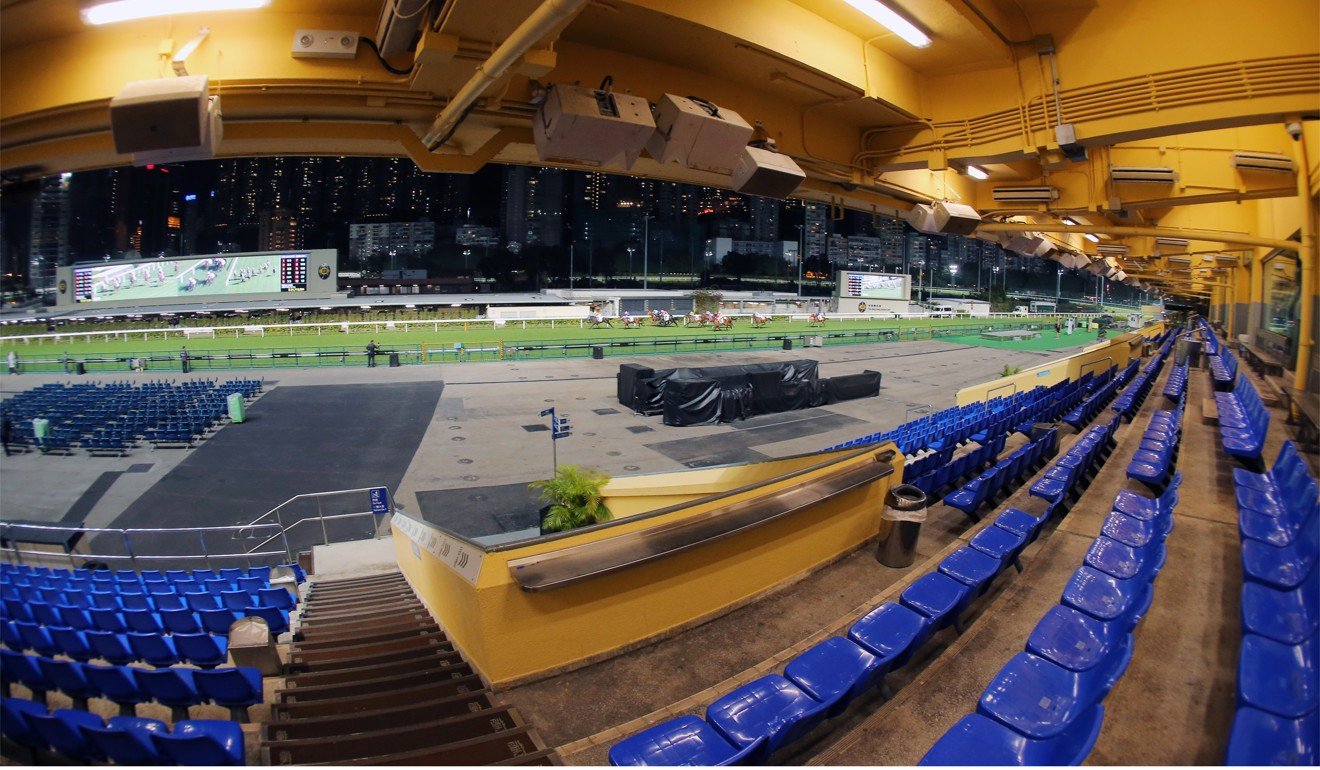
[0,521,289,571]
[239,487,394,558]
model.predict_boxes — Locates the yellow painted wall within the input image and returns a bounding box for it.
[955,324,1166,405]
[393,444,900,685]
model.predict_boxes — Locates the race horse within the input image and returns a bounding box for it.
[711,314,734,331]
[750,313,770,328]
[807,312,827,327]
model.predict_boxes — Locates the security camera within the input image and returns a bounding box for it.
[1286,120,1303,141]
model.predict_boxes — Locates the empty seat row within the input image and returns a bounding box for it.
[0,650,261,722]
[3,621,245,668]
[909,436,1006,498]
[1,582,295,618]
[610,490,1053,765]
[1215,374,1271,463]
[3,599,286,638]
[2,697,245,765]
[943,430,1058,522]
[1227,440,1319,765]
[1063,371,1123,430]
[1125,402,1185,494]
[1163,360,1189,402]
[1111,355,1163,419]
[1208,348,1240,390]
[1029,421,1117,518]
[922,416,1181,765]
[0,562,301,588]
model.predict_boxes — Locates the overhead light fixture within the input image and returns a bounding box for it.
[82,0,271,26]
[841,0,932,47]
[965,165,988,180]
[1084,233,1100,243]
[1061,217,1079,226]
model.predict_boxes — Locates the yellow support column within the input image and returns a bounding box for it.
[1291,122,1317,410]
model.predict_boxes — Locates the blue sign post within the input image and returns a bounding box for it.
[368,487,391,517]
[539,407,571,474]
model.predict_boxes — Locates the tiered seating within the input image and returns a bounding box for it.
[1,696,244,765]
[1111,350,1166,419]
[0,564,299,668]
[1215,374,1271,463]
[611,488,1045,765]
[1028,422,1117,518]
[1062,368,1124,430]
[1125,402,1185,493]
[0,378,262,455]
[1207,347,1240,391]
[921,410,1184,765]
[942,430,1058,522]
[1226,441,1319,765]
[908,436,1006,498]
[1163,361,1189,402]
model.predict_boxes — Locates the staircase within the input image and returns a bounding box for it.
[261,570,556,765]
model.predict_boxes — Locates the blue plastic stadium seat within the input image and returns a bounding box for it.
[193,667,263,721]
[995,509,1047,543]
[160,608,203,635]
[784,637,883,716]
[1236,634,1318,718]
[79,715,169,766]
[1083,537,1165,583]
[1026,606,1127,673]
[1,696,49,749]
[901,573,973,634]
[256,587,295,611]
[609,715,763,766]
[49,626,95,662]
[977,646,1131,740]
[122,608,165,634]
[1241,519,1318,591]
[920,707,1104,766]
[175,633,230,668]
[1100,511,1171,550]
[84,663,148,715]
[151,719,247,765]
[0,649,53,700]
[15,621,60,658]
[969,526,1027,571]
[136,666,200,722]
[1225,707,1318,766]
[938,547,1003,595]
[28,708,106,762]
[246,605,289,635]
[848,602,929,670]
[1,620,23,651]
[1240,580,1318,645]
[86,630,137,666]
[705,675,830,761]
[127,632,180,667]
[199,608,241,636]
[36,657,96,707]
[1060,567,1153,631]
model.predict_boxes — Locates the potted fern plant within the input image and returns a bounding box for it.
[530,465,613,534]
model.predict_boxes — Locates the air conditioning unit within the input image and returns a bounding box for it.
[1110,166,1179,183]
[645,95,753,175]
[375,0,428,58]
[992,186,1059,203]
[131,94,222,166]
[1095,243,1128,256]
[533,83,655,170]
[1155,236,1190,249]
[932,201,981,235]
[1231,151,1296,174]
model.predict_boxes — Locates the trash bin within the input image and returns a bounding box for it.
[75,362,86,375]
[227,393,245,423]
[227,616,282,675]
[877,483,927,568]
[783,338,793,351]
[592,346,604,360]
[1176,337,1201,368]
[388,352,401,367]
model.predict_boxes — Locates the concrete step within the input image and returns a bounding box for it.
[270,673,489,720]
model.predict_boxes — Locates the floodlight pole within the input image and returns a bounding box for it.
[642,215,652,290]
[569,244,574,290]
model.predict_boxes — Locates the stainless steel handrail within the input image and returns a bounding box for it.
[245,510,386,555]
[0,520,288,571]
[239,486,389,541]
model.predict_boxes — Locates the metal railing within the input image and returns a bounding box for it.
[1,486,392,571]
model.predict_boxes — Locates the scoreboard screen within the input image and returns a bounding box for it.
[840,271,906,300]
[73,253,310,303]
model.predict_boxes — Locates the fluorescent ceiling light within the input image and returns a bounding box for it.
[1084,233,1100,243]
[1061,217,1078,226]
[841,0,932,47]
[965,165,988,180]
[82,0,271,26]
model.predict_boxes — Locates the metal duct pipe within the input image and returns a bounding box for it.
[421,0,589,149]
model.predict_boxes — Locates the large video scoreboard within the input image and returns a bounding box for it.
[56,249,339,308]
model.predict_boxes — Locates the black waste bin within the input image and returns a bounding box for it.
[388,352,401,367]
[877,483,927,567]
[783,338,793,351]
[592,346,604,360]
[75,362,86,375]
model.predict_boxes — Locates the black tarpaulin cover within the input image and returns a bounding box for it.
[662,378,723,426]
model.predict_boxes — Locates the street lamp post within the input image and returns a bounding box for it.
[569,243,574,290]
[626,246,635,279]
[1057,268,1063,303]
[642,214,652,290]
[949,263,959,287]
[794,224,804,297]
